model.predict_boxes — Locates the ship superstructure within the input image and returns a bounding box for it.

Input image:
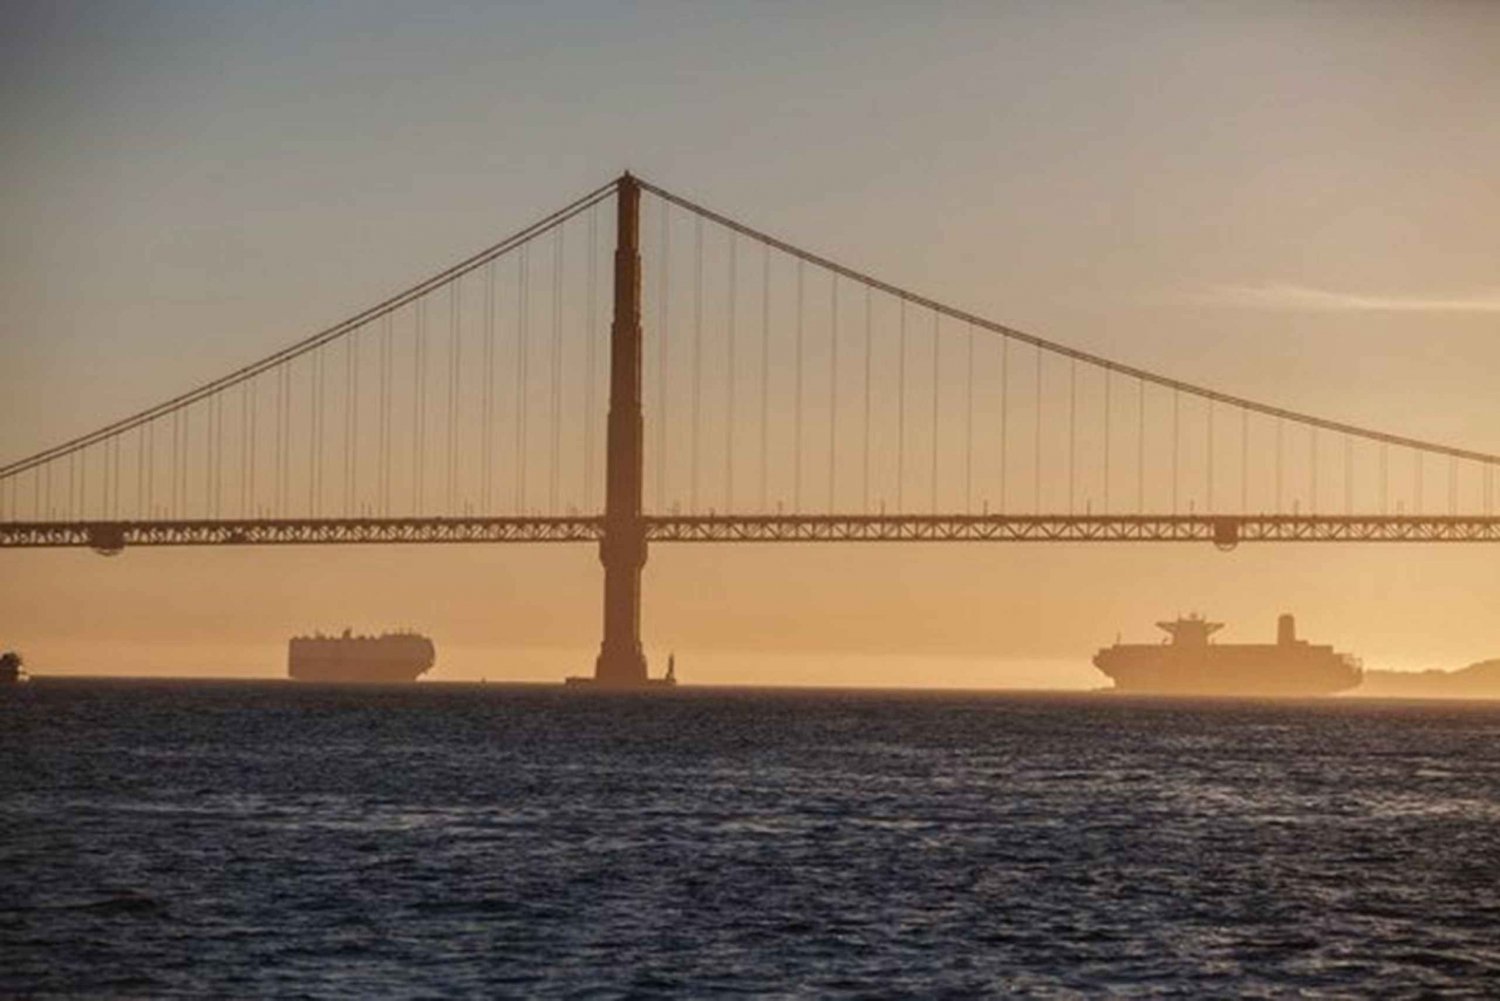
[1093,613,1361,696]
[287,630,435,683]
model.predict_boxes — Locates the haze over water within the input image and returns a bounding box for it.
[6,679,1500,996]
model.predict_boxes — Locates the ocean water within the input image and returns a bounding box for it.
[4,680,1500,998]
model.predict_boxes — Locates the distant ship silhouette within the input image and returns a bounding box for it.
[287,630,435,683]
[1094,614,1361,696]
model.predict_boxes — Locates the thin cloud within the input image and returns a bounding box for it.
[1196,283,1500,313]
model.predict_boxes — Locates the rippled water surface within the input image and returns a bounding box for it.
[5,680,1500,997]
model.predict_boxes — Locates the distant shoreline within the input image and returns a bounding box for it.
[12,671,1500,701]
[1356,660,1500,699]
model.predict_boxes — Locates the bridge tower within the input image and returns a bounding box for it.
[593,173,650,685]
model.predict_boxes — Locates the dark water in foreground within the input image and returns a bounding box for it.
[4,681,1500,997]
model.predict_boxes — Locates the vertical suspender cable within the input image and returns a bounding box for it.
[930,310,940,514]
[516,247,529,512]
[308,353,318,517]
[311,346,321,516]
[965,324,974,515]
[451,280,464,513]
[1413,450,1422,515]
[173,411,182,517]
[414,299,427,514]
[1206,399,1214,513]
[550,227,563,514]
[795,259,805,511]
[213,394,223,517]
[1102,368,1111,514]
[171,410,181,518]
[1240,408,1249,513]
[896,299,906,512]
[583,207,597,511]
[1067,357,1077,515]
[185,407,193,515]
[1275,417,1284,514]
[76,441,84,520]
[1000,335,1009,512]
[1034,346,1042,514]
[1309,427,1318,515]
[333,345,343,516]
[656,203,670,510]
[726,235,737,511]
[100,438,108,520]
[285,365,293,515]
[828,275,837,511]
[115,435,124,519]
[760,242,771,513]
[1380,443,1388,516]
[691,214,704,513]
[483,262,496,512]
[1171,388,1180,515]
[1344,435,1353,516]
[271,369,279,516]
[1136,377,1145,514]
[380,313,392,516]
[241,383,251,516]
[863,286,873,514]
[280,364,290,516]
[145,418,155,516]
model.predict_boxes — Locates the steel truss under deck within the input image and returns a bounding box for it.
[3,514,1498,552]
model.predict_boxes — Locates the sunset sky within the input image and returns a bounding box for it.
[3,1,1498,685]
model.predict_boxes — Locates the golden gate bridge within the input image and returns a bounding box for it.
[2,175,1496,684]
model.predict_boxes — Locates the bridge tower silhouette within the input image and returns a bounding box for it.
[591,174,651,686]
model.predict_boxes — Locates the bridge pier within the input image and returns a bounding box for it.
[589,173,653,687]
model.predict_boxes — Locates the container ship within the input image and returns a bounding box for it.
[1093,613,1361,696]
[287,629,435,683]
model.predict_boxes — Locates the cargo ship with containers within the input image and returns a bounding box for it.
[1093,613,1361,696]
[287,630,435,683]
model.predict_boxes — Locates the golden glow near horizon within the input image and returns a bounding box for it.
[3,2,1499,685]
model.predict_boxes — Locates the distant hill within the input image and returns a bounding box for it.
[1357,660,1500,699]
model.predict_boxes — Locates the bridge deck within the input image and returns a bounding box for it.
[3,514,1498,550]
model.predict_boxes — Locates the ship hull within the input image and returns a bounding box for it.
[288,633,434,683]
[1093,645,1360,697]
[288,662,430,684]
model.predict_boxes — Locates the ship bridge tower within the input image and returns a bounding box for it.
[1157,614,1224,647]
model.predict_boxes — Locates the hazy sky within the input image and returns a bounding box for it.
[3,1,1498,684]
